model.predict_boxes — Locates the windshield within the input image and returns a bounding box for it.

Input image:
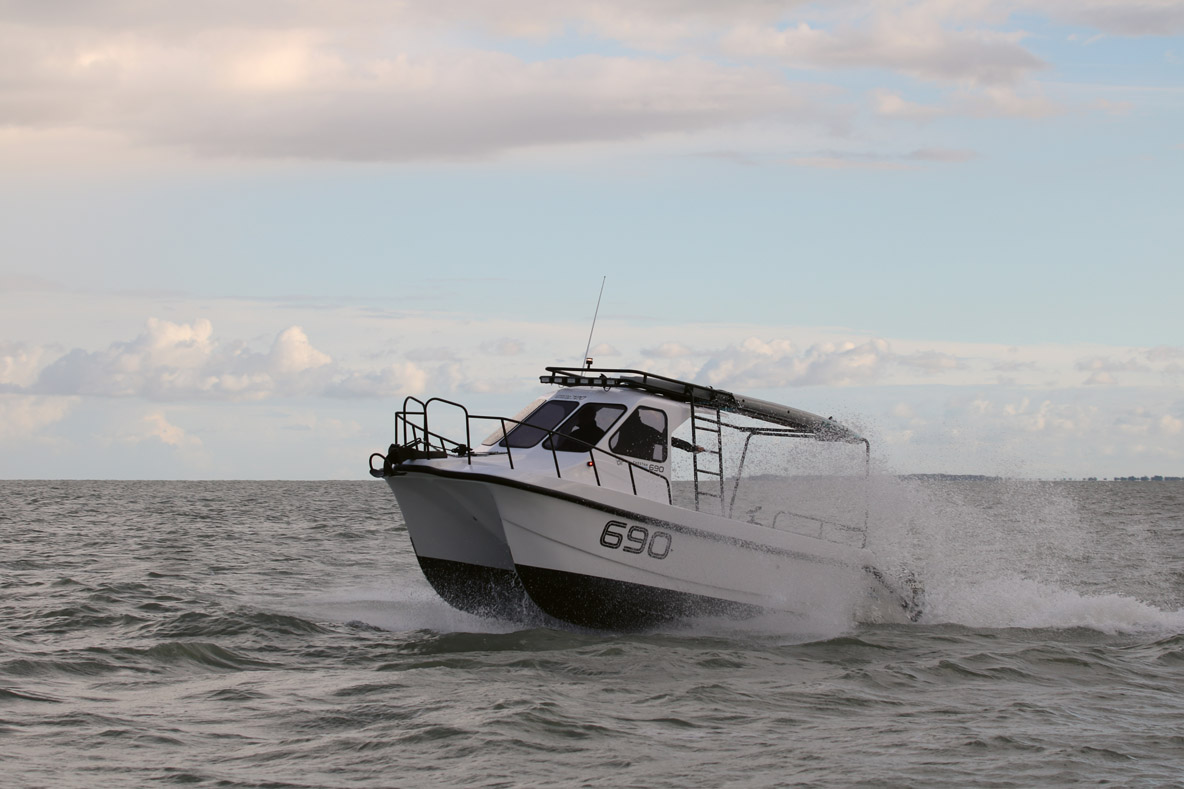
[543,403,627,452]
[498,399,580,448]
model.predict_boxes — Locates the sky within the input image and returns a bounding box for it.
[1,0,1182,480]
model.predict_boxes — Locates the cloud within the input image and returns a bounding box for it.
[1,342,53,388]
[896,350,966,374]
[325,362,430,398]
[0,394,75,441]
[29,318,334,400]
[1083,371,1117,386]
[0,0,1110,164]
[1161,414,1184,435]
[1076,355,1149,385]
[588,342,620,358]
[786,147,978,169]
[405,346,461,363]
[642,341,700,359]
[0,274,73,293]
[132,412,203,448]
[787,155,912,171]
[1147,346,1184,364]
[722,14,1046,86]
[269,326,332,374]
[480,338,525,356]
[1035,0,1184,35]
[697,337,894,388]
[872,89,944,120]
[958,84,1060,118]
[0,17,821,162]
[906,147,978,163]
[994,396,1085,434]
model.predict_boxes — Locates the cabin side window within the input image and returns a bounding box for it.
[543,403,627,452]
[609,406,669,462]
[499,400,580,448]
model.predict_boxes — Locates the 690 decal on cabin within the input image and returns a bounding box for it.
[598,520,672,560]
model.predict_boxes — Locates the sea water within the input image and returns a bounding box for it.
[2,479,1182,787]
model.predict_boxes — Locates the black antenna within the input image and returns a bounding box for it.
[581,276,606,369]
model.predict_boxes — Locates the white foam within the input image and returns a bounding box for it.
[864,476,1184,636]
[282,580,525,634]
[922,575,1184,634]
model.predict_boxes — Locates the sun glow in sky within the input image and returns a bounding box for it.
[1,0,1182,479]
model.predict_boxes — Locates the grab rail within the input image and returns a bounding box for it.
[771,510,867,549]
[391,404,672,504]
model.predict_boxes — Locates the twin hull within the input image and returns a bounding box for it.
[388,466,906,630]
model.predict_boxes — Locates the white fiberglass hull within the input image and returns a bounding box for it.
[385,472,539,619]
[487,477,913,630]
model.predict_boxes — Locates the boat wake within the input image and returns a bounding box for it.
[864,476,1184,636]
[285,582,528,635]
[920,575,1184,634]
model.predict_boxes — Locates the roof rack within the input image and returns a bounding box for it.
[540,366,865,444]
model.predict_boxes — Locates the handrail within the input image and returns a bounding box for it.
[390,407,673,504]
[771,509,865,534]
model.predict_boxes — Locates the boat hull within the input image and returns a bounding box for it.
[385,473,540,619]
[488,477,909,630]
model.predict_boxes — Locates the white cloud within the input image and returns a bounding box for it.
[0,342,52,387]
[588,342,621,358]
[958,84,1060,118]
[326,362,430,398]
[896,350,966,374]
[1077,355,1150,385]
[697,337,893,388]
[787,155,912,171]
[722,16,1045,86]
[29,318,335,400]
[873,89,944,120]
[133,412,203,449]
[1035,0,1184,36]
[1077,356,1149,372]
[1083,370,1117,386]
[786,147,978,169]
[0,16,820,162]
[642,341,700,359]
[0,0,1134,165]
[480,338,525,356]
[1147,346,1184,364]
[268,326,332,374]
[0,394,75,441]
[907,147,978,163]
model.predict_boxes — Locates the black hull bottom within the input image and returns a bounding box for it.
[515,564,763,631]
[416,556,543,621]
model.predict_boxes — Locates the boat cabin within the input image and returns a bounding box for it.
[380,366,869,521]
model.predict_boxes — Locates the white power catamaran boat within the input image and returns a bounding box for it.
[370,364,922,630]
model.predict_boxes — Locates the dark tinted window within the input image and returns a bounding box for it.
[500,400,579,448]
[543,403,626,452]
[609,407,669,462]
